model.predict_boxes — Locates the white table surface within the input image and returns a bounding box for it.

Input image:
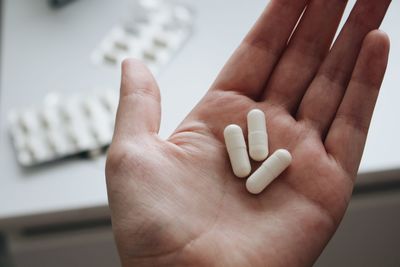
[0,0,399,227]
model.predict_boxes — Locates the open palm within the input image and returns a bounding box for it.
[106,1,391,266]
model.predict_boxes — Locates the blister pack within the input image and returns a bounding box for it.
[91,0,194,74]
[7,0,195,167]
[8,90,119,167]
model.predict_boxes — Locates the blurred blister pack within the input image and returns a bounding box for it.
[91,0,195,75]
[7,0,195,167]
[7,90,119,167]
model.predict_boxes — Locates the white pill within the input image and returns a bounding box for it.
[173,6,192,24]
[114,39,130,51]
[153,35,169,48]
[143,49,157,62]
[83,98,113,145]
[26,137,52,163]
[19,110,40,134]
[104,52,118,64]
[247,109,268,161]
[40,106,60,130]
[246,149,292,194]
[18,150,33,166]
[224,124,251,178]
[100,90,118,114]
[47,130,72,155]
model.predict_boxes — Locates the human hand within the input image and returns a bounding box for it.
[106,0,391,266]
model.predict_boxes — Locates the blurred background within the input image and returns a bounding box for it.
[0,0,399,266]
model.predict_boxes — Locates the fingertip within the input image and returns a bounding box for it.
[121,58,155,80]
[121,58,143,73]
[355,30,390,88]
[114,57,162,138]
[377,30,390,57]
[370,29,390,44]
[363,30,390,58]
[120,58,159,99]
[120,58,141,97]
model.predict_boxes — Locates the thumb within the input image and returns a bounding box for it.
[113,59,161,141]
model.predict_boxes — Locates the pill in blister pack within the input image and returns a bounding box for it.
[8,90,119,167]
[91,0,194,74]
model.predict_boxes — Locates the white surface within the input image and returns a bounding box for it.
[0,0,399,225]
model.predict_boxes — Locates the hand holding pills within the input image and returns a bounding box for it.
[106,0,391,265]
[224,109,292,194]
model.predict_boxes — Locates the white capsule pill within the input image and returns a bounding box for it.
[26,137,52,163]
[104,52,118,65]
[224,124,251,178]
[246,149,292,194]
[247,109,269,161]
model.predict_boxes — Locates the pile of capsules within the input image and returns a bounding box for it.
[224,109,292,195]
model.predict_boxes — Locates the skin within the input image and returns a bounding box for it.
[105,0,392,266]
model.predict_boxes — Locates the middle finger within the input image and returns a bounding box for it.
[261,0,348,111]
